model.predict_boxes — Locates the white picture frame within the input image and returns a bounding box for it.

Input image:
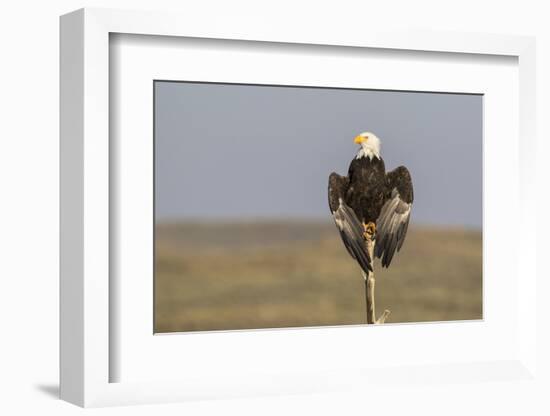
[60,7,537,408]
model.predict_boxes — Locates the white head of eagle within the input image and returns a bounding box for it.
[354,131,381,160]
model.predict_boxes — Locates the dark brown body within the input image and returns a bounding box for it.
[328,154,414,270]
[345,156,388,224]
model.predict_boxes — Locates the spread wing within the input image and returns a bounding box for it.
[328,172,372,273]
[375,166,414,268]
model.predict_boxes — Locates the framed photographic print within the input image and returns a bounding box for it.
[60,8,538,408]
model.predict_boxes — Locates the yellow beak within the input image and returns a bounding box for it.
[354,135,366,144]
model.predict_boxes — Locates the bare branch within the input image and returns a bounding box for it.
[362,224,391,325]
[376,309,391,324]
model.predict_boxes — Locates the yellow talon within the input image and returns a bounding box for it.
[363,222,376,239]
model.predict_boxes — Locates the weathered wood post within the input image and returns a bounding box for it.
[362,227,390,324]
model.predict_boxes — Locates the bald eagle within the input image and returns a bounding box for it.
[328,132,414,273]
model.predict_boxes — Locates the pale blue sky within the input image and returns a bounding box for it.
[155,81,482,228]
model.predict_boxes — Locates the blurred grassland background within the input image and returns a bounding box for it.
[154,221,482,332]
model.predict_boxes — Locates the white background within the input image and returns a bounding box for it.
[1,0,548,415]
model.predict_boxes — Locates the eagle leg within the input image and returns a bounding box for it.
[363,222,376,240]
